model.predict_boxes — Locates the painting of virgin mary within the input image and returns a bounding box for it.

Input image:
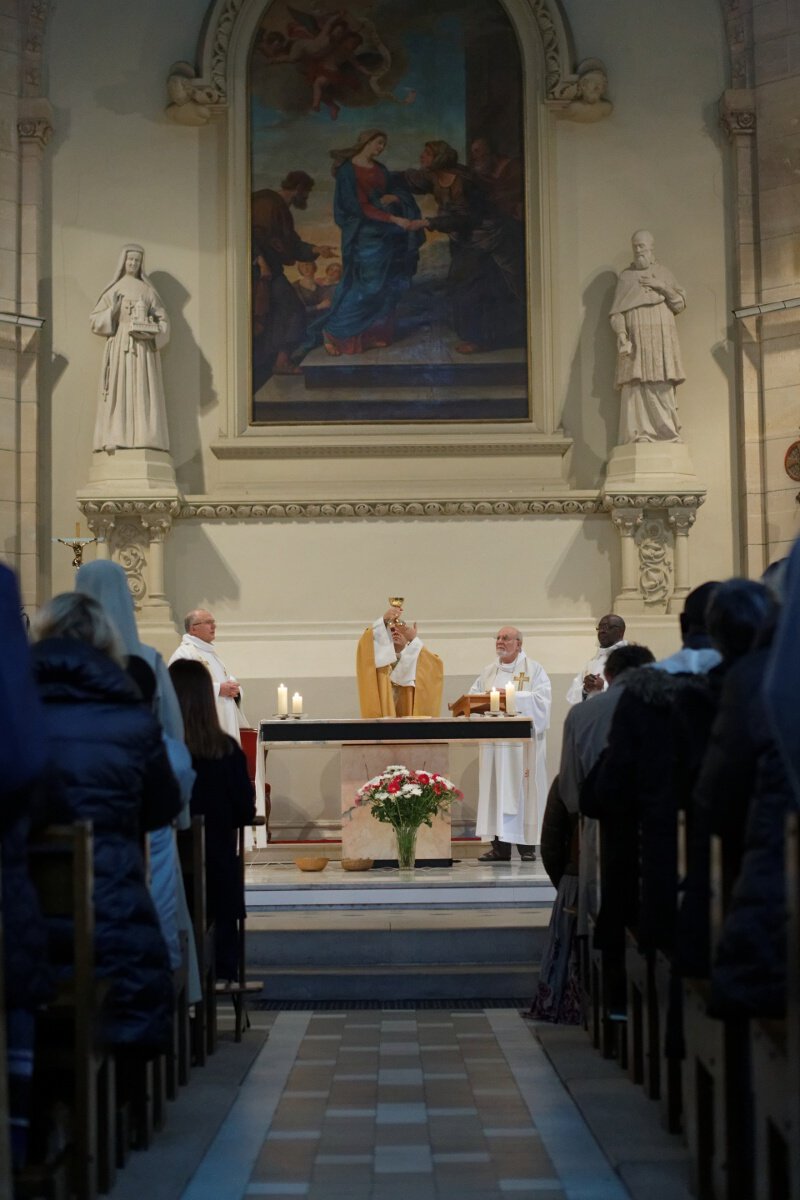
[249,0,529,424]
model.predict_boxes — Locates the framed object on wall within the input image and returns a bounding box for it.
[248,0,530,426]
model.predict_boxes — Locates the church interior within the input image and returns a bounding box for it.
[2,0,800,1196]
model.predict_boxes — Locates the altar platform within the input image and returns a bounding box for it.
[244,847,555,911]
[243,853,555,1001]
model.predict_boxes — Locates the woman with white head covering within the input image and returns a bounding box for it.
[90,243,170,452]
[75,560,200,1002]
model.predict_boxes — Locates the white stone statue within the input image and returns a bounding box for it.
[91,244,170,452]
[609,230,686,444]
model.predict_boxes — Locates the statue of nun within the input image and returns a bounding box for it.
[90,244,170,452]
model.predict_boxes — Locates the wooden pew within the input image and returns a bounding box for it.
[682,835,753,1200]
[20,822,113,1200]
[748,811,799,1200]
[0,863,14,1199]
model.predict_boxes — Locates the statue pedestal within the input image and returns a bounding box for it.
[78,449,181,639]
[602,441,706,615]
[604,441,698,490]
[83,448,177,496]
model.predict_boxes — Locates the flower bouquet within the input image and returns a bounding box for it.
[353,765,462,869]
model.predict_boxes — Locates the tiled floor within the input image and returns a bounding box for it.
[181,1009,630,1200]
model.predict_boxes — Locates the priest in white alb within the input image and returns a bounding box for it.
[470,626,551,862]
[356,604,443,717]
[168,608,246,742]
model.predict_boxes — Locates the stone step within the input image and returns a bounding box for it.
[241,962,539,1004]
[242,908,548,1002]
[246,923,547,969]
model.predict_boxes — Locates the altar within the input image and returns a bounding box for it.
[255,716,534,865]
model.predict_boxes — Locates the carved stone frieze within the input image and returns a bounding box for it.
[603,493,705,512]
[178,497,600,520]
[166,0,591,123]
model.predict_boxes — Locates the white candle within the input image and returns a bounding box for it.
[505,683,516,715]
[277,684,288,716]
[292,691,303,715]
[489,688,500,713]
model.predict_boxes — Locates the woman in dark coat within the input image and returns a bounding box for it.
[30,592,181,1053]
[168,659,255,982]
[0,564,54,1166]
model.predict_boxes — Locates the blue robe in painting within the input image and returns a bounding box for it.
[321,159,423,345]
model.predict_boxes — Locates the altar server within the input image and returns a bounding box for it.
[169,609,246,742]
[470,626,551,861]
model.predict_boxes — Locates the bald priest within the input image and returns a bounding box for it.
[357,606,444,718]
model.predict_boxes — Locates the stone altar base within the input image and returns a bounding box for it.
[340,743,452,866]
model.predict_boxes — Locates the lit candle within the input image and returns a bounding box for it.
[292,691,303,715]
[277,684,288,716]
[489,688,500,713]
[505,683,516,715]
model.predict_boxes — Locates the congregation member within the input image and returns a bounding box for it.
[169,659,256,985]
[356,603,443,717]
[527,776,581,1023]
[560,644,655,938]
[76,560,201,1004]
[170,608,246,742]
[565,613,627,704]
[0,565,53,1168]
[30,592,181,1054]
[580,580,769,1011]
[470,626,551,862]
[679,579,789,1005]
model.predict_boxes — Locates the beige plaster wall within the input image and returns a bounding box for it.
[41,0,734,825]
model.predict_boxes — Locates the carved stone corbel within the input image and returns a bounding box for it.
[667,506,697,613]
[79,499,181,629]
[610,506,644,613]
[604,492,705,613]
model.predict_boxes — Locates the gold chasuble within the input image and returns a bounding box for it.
[356,627,444,718]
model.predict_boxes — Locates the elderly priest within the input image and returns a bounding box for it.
[357,605,444,717]
[470,626,551,862]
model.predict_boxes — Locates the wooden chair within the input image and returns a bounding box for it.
[215,819,265,1041]
[178,817,216,1064]
[21,822,113,1200]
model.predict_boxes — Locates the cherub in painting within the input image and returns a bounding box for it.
[256,7,415,120]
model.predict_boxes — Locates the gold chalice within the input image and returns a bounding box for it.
[388,596,404,627]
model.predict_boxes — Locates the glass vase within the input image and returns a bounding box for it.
[394,824,418,871]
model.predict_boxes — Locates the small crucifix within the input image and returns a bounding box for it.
[513,668,530,691]
[52,522,103,570]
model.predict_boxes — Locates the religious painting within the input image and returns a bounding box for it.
[249,0,528,424]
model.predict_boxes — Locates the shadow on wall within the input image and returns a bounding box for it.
[544,514,620,609]
[560,269,619,489]
[150,271,214,496]
[164,523,240,625]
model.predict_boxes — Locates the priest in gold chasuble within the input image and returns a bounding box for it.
[357,609,444,718]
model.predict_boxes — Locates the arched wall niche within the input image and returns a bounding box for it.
[166,0,600,480]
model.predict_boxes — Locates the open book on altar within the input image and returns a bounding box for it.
[448,693,508,718]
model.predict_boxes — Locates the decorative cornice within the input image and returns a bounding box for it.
[210,437,570,460]
[178,497,601,520]
[166,0,591,124]
[603,493,706,511]
[78,499,183,520]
